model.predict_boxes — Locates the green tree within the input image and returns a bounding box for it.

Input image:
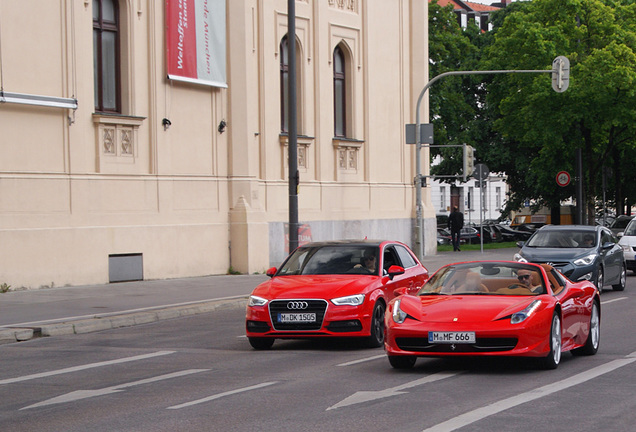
[482,0,636,221]
[428,0,481,179]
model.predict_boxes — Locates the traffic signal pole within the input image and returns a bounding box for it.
[413,61,568,260]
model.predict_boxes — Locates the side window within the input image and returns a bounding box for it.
[550,269,566,295]
[383,247,399,273]
[395,245,417,269]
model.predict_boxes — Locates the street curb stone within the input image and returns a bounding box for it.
[0,297,248,345]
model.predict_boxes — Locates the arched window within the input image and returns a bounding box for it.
[280,36,290,133]
[93,0,120,113]
[333,45,346,138]
[280,35,302,134]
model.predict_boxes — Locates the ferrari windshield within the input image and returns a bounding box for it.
[526,230,596,248]
[277,245,381,276]
[419,262,545,296]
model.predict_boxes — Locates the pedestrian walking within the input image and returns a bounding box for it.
[448,206,464,251]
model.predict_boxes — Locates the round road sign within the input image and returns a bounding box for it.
[556,171,571,187]
[473,163,489,180]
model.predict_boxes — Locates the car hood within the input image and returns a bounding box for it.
[619,235,636,246]
[520,247,593,262]
[251,275,378,300]
[400,295,536,324]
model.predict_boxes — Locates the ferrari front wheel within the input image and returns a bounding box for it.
[388,355,416,369]
[540,313,562,370]
[573,301,600,356]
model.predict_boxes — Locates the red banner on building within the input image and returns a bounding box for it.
[165,0,227,88]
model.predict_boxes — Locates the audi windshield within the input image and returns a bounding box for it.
[276,245,381,276]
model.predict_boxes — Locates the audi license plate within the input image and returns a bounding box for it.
[428,331,475,344]
[278,313,316,323]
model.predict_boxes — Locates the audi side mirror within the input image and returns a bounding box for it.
[266,266,278,277]
[387,265,405,280]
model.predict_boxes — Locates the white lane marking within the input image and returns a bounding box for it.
[327,371,460,410]
[5,295,248,327]
[601,297,628,305]
[422,355,636,432]
[337,355,386,367]
[167,381,278,409]
[0,351,175,385]
[21,369,208,410]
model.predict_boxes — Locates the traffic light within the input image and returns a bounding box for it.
[463,144,475,181]
[552,56,570,93]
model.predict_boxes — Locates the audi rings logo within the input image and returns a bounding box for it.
[287,301,309,310]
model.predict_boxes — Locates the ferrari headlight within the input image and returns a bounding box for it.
[511,299,542,324]
[247,295,268,307]
[574,253,597,266]
[331,294,365,306]
[513,253,527,263]
[392,299,407,324]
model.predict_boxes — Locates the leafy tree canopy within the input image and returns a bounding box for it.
[428,0,636,220]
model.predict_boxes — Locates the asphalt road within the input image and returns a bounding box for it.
[0,272,634,431]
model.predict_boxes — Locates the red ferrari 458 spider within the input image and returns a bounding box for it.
[385,261,600,369]
[246,240,429,350]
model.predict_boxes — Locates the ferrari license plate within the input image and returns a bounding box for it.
[278,313,316,323]
[428,331,476,344]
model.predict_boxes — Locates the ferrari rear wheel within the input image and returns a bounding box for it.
[573,301,600,356]
[248,337,275,350]
[388,355,417,369]
[366,301,386,348]
[612,264,626,291]
[540,313,562,370]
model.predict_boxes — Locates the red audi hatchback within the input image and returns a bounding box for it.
[245,240,429,349]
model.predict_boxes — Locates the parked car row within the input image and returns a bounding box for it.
[437,222,541,246]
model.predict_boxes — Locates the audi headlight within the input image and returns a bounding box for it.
[331,294,365,306]
[511,299,542,324]
[574,253,597,266]
[513,253,527,263]
[392,299,407,324]
[248,295,268,307]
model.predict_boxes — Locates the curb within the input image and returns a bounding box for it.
[0,297,248,345]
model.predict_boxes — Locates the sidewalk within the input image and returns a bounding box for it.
[0,247,516,344]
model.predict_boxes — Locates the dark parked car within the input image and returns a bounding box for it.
[514,225,626,291]
[609,215,634,235]
[498,224,532,241]
[460,226,481,244]
[465,223,499,243]
[437,228,452,245]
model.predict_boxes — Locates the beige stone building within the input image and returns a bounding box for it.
[0,0,436,290]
